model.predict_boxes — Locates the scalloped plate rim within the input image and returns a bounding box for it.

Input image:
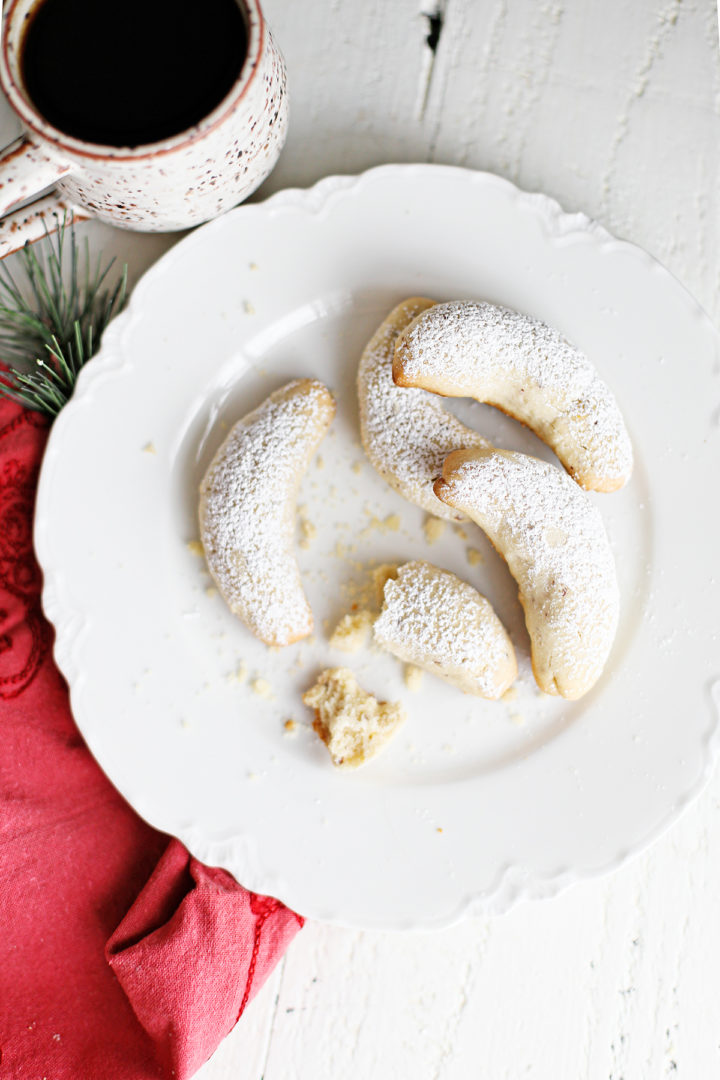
[34,164,720,929]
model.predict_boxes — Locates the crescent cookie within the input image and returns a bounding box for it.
[434,449,619,700]
[393,300,632,493]
[358,297,490,521]
[374,560,517,698]
[199,379,335,646]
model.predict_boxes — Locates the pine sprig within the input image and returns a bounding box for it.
[0,214,127,417]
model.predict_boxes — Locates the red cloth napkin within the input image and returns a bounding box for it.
[0,399,303,1080]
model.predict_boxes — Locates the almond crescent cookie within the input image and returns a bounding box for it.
[374,560,517,698]
[394,300,632,493]
[358,297,490,521]
[199,379,335,646]
[434,449,619,700]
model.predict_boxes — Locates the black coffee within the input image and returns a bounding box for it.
[22,0,248,148]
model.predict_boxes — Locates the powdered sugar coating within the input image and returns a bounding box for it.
[199,379,335,646]
[374,560,517,698]
[394,301,633,493]
[435,449,619,699]
[358,298,490,521]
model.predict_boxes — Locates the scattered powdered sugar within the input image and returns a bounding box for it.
[437,450,619,699]
[358,298,489,521]
[374,560,517,699]
[396,301,633,492]
[199,379,335,646]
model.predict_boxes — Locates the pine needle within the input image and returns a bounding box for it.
[0,213,127,417]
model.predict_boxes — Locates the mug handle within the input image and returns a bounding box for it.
[0,136,91,258]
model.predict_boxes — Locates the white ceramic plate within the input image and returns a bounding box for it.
[36,165,720,930]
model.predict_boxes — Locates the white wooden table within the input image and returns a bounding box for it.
[2,2,718,1076]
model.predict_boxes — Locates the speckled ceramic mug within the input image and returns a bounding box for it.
[0,0,288,257]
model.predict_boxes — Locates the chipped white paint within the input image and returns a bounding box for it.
[0,0,717,1076]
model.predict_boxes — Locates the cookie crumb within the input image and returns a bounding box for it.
[351,460,363,474]
[205,586,218,598]
[228,661,248,684]
[404,664,424,691]
[283,719,298,734]
[423,516,446,545]
[316,455,325,470]
[142,441,157,454]
[466,547,484,567]
[251,677,274,699]
[187,540,204,556]
[329,610,374,653]
[298,517,317,549]
[360,512,402,538]
[243,299,255,315]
